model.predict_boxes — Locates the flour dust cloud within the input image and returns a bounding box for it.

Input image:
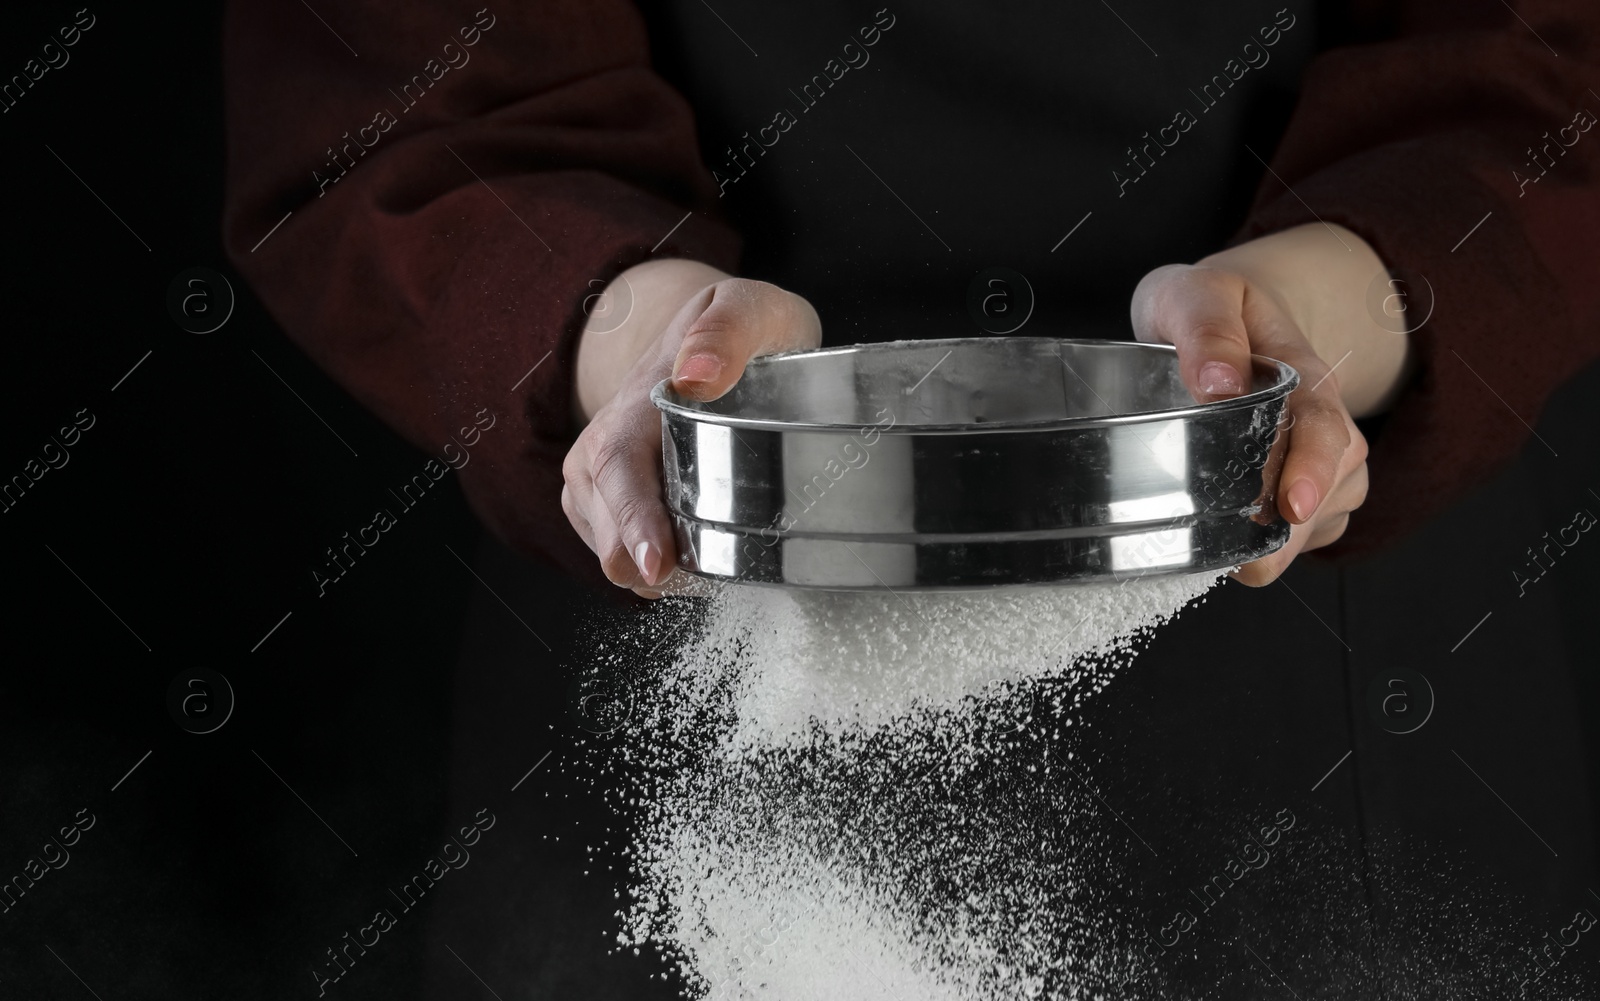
[570,571,1591,1000]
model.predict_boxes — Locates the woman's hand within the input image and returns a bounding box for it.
[1131,223,1412,585]
[562,259,821,596]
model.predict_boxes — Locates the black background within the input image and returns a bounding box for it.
[1,3,487,996]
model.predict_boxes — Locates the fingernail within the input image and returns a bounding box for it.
[674,353,723,386]
[1198,361,1244,396]
[1286,480,1320,522]
[634,540,661,584]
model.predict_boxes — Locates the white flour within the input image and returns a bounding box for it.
[590,570,1588,999]
[701,575,1223,752]
[610,572,1223,999]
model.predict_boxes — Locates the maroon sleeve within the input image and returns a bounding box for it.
[222,1,739,580]
[1236,0,1600,553]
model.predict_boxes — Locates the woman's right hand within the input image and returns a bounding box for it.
[562,259,822,596]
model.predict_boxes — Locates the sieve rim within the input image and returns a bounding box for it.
[650,337,1299,434]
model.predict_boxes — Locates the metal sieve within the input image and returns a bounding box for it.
[651,337,1298,590]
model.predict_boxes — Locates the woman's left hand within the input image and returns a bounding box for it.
[1130,223,1411,585]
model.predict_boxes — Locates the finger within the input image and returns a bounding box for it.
[560,482,596,552]
[1306,512,1351,551]
[589,414,678,588]
[1313,460,1369,522]
[1277,388,1354,526]
[561,442,602,553]
[1331,459,1369,513]
[1303,463,1367,550]
[671,280,822,402]
[1131,266,1254,402]
[1232,459,1367,584]
[586,493,646,589]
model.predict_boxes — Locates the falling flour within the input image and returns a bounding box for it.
[603,571,1224,999]
[701,574,1225,752]
[585,569,1583,999]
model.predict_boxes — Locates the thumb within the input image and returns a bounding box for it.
[1132,265,1254,402]
[670,279,822,402]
